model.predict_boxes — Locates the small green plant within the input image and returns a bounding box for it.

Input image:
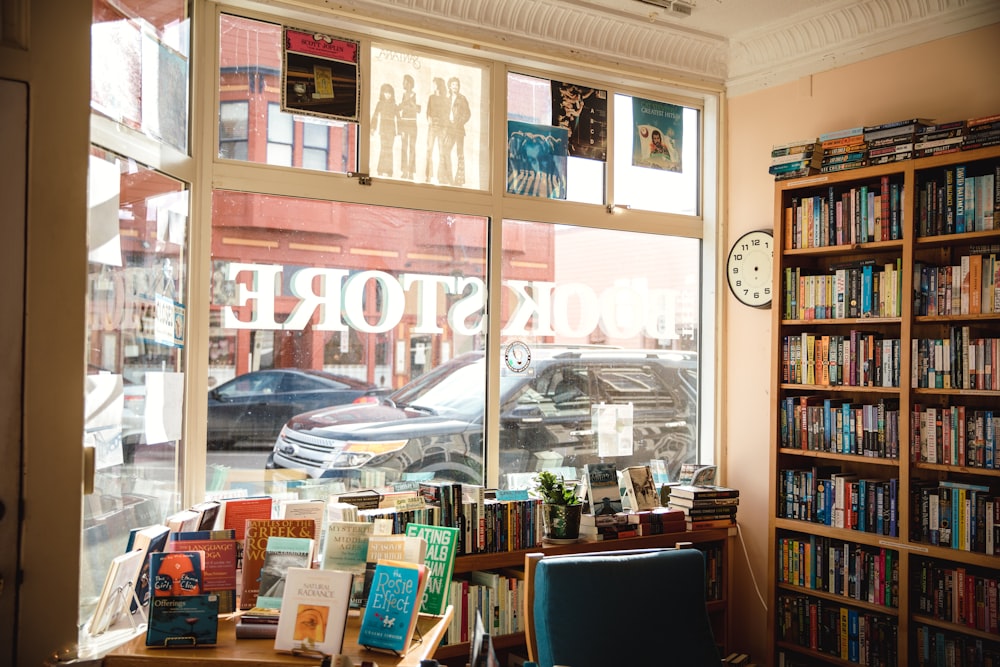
[531,470,581,506]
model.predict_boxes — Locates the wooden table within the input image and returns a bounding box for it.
[104,607,453,667]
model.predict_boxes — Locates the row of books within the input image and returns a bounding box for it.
[783,260,903,321]
[769,138,821,181]
[914,254,1000,316]
[777,535,899,608]
[781,331,901,388]
[779,396,901,460]
[914,623,1000,667]
[911,329,999,391]
[778,592,899,664]
[579,507,687,540]
[910,480,1000,555]
[911,404,998,470]
[779,468,899,537]
[913,558,1000,634]
[917,165,999,237]
[782,177,904,249]
[445,570,523,646]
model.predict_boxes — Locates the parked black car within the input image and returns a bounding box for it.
[266,346,698,487]
[207,369,384,449]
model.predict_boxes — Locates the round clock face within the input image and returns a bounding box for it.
[726,229,773,308]
[503,341,532,373]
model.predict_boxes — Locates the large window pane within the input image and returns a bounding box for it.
[506,72,606,205]
[613,94,700,215]
[91,0,190,152]
[209,193,490,494]
[370,42,490,188]
[218,14,358,173]
[82,147,187,629]
[498,221,700,487]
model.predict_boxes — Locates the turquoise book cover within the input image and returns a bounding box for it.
[357,560,427,655]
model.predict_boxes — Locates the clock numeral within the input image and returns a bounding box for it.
[731,267,739,274]
[735,280,742,287]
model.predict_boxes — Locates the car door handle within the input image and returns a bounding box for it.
[570,429,594,436]
[520,417,543,423]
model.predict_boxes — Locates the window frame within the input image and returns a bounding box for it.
[195,4,722,499]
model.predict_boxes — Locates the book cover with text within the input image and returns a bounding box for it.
[357,560,428,656]
[274,566,353,654]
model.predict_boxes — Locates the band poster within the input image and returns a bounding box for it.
[632,97,683,172]
[282,27,360,122]
[506,120,569,200]
[550,80,608,161]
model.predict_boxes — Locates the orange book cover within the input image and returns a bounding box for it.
[241,519,316,610]
[969,254,982,314]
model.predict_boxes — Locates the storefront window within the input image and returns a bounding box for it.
[497,221,701,487]
[82,147,188,628]
[208,192,489,492]
[91,0,190,152]
[218,14,359,174]
[369,42,490,188]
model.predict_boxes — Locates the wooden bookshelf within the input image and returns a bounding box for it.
[767,144,1000,666]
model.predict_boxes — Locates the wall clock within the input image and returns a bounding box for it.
[726,229,773,309]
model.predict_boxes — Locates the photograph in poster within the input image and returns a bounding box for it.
[369,44,488,188]
[506,120,569,200]
[282,28,360,122]
[631,97,683,172]
[550,81,608,161]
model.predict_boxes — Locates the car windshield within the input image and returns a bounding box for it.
[390,355,485,417]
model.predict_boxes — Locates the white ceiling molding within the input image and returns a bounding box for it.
[726,0,1000,96]
[260,0,998,95]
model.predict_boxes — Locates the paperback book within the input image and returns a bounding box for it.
[166,529,238,613]
[256,535,315,610]
[357,559,429,656]
[621,465,660,511]
[360,533,427,607]
[146,551,219,647]
[125,524,171,613]
[242,518,316,610]
[404,522,459,615]
[87,549,147,635]
[322,520,374,607]
[273,566,353,654]
[584,462,622,515]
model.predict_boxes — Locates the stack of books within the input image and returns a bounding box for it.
[769,137,821,181]
[915,120,967,158]
[666,484,740,529]
[819,127,867,174]
[235,606,280,639]
[962,113,1000,151]
[863,117,932,166]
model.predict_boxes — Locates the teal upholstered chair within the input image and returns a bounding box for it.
[523,547,721,667]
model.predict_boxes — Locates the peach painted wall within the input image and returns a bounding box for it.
[725,23,1000,662]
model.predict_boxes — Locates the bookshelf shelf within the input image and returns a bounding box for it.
[768,144,1000,666]
[777,583,900,617]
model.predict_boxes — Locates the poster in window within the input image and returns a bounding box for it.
[550,81,607,161]
[282,27,360,122]
[631,97,683,172]
[506,120,569,200]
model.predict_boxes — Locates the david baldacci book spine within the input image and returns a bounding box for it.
[274,566,353,654]
[357,559,429,655]
[404,522,459,615]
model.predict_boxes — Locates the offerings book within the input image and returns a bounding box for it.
[145,551,219,647]
[357,559,429,656]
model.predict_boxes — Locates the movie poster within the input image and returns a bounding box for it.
[282,27,360,122]
[550,81,608,161]
[506,120,569,200]
[631,97,683,172]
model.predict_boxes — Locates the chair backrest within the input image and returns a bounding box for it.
[523,547,721,667]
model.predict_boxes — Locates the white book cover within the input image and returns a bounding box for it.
[87,549,147,635]
[274,566,353,654]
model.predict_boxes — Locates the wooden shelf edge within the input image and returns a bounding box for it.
[776,582,899,617]
[910,614,1000,643]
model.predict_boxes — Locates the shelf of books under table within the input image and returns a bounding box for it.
[433,526,735,661]
[102,607,452,667]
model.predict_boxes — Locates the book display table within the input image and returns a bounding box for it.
[103,607,452,667]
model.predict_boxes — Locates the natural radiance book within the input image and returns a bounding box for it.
[273,566,353,654]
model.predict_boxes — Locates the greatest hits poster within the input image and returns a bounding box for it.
[632,97,683,172]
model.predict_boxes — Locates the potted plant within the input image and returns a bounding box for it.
[531,470,583,542]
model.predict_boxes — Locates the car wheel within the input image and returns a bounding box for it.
[407,455,482,484]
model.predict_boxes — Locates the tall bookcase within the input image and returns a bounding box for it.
[767,144,1000,666]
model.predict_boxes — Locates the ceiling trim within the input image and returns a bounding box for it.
[248,0,998,95]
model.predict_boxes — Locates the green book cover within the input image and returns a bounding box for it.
[256,536,314,610]
[404,522,459,615]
